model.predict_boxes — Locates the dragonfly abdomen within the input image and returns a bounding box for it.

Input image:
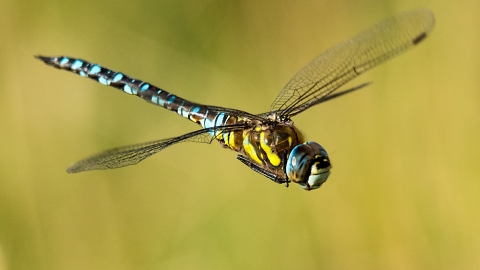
[36,56,240,133]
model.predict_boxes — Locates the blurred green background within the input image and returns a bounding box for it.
[1,0,479,269]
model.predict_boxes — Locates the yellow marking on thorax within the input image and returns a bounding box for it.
[228,131,236,148]
[259,132,281,167]
[243,136,262,164]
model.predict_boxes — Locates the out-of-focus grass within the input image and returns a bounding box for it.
[0,0,479,269]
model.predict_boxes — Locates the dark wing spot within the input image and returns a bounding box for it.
[412,32,427,45]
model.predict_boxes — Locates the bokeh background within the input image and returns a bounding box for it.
[1,0,479,269]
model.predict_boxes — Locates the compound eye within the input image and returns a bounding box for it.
[305,141,328,158]
[305,142,331,190]
[286,144,315,184]
[286,142,332,190]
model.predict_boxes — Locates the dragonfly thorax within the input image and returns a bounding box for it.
[236,122,304,169]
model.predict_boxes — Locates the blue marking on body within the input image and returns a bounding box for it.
[127,79,138,95]
[151,95,158,104]
[79,71,87,77]
[215,113,227,127]
[59,57,69,66]
[98,77,110,85]
[203,114,216,136]
[112,73,123,82]
[201,110,208,128]
[140,83,150,92]
[179,106,189,118]
[192,107,200,114]
[71,60,83,70]
[190,107,201,122]
[157,99,164,107]
[89,65,101,75]
[167,95,176,104]
[123,84,133,94]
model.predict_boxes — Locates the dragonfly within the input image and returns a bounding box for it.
[37,8,434,190]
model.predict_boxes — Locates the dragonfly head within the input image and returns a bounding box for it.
[286,142,331,191]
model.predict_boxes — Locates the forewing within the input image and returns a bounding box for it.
[270,8,435,116]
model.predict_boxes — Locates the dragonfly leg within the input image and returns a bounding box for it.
[281,150,290,187]
[237,155,289,186]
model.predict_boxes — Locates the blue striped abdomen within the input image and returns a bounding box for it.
[36,56,237,134]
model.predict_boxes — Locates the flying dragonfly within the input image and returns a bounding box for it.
[37,8,435,190]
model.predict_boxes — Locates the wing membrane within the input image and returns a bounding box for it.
[257,83,370,119]
[67,125,244,173]
[271,8,435,117]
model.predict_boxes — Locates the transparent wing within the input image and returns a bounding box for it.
[67,125,244,173]
[257,83,370,119]
[271,8,435,118]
